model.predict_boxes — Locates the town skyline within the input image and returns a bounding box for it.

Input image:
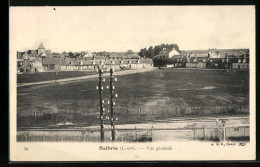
[10,6,254,53]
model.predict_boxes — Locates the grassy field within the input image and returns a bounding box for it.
[17,71,97,83]
[17,68,249,127]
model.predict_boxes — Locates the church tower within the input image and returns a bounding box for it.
[37,42,45,55]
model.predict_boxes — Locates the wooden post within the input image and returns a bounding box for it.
[110,68,116,141]
[151,125,153,139]
[193,127,196,140]
[135,126,137,142]
[98,69,104,142]
[25,131,29,142]
[203,125,206,140]
[82,131,86,142]
[222,126,226,142]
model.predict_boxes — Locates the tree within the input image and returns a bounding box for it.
[154,45,163,55]
[147,46,155,58]
[138,43,180,59]
[68,52,75,58]
[138,48,148,58]
[127,50,133,55]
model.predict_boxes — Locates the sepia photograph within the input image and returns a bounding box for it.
[9,6,255,161]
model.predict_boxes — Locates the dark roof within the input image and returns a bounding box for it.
[196,57,207,62]
[139,59,153,64]
[29,50,38,56]
[42,58,62,65]
[208,58,224,63]
[63,58,79,65]
[169,55,180,60]
[159,49,172,55]
[237,58,249,63]
[45,50,51,55]
[83,60,95,65]
[227,58,238,63]
[38,43,45,49]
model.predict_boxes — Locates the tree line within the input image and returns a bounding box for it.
[138,43,180,59]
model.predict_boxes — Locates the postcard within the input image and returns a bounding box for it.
[9,6,255,161]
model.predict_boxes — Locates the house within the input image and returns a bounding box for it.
[222,56,237,69]
[208,49,227,58]
[206,58,225,69]
[83,51,93,58]
[232,56,249,70]
[31,58,44,72]
[19,59,32,72]
[28,50,38,57]
[61,58,80,70]
[174,56,186,68]
[182,50,209,58]
[42,58,62,71]
[17,59,24,72]
[17,51,25,59]
[186,56,207,68]
[139,58,153,68]
[186,57,194,68]
[22,53,30,60]
[197,57,207,68]
[155,48,180,60]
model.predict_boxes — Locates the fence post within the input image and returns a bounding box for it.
[151,125,153,139]
[193,127,196,140]
[82,131,86,142]
[25,131,30,142]
[135,126,137,142]
[222,126,226,142]
[203,125,206,140]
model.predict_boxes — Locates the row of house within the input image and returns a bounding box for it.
[18,57,154,72]
[154,48,249,70]
[17,43,154,73]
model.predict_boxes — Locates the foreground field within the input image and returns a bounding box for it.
[17,71,97,83]
[17,68,249,127]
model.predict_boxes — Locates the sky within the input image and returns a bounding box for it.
[10,6,255,52]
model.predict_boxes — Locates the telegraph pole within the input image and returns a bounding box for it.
[97,67,118,142]
[110,68,115,141]
[98,68,104,142]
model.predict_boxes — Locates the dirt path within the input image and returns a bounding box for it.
[17,68,155,87]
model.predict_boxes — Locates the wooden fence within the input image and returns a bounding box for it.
[17,125,249,142]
